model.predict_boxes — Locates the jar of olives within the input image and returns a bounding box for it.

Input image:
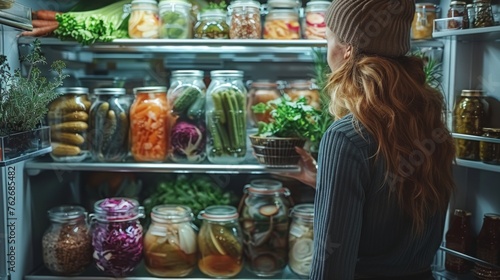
[194,9,230,39]
[479,128,500,165]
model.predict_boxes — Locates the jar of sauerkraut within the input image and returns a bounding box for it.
[128,0,161,39]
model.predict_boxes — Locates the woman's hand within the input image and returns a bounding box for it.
[277,147,317,188]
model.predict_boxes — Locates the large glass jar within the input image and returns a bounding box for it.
[194,9,230,39]
[48,87,91,162]
[206,70,247,164]
[288,203,314,277]
[168,70,207,163]
[264,7,301,39]
[144,205,198,277]
[445,209,475,274]
[128,0,161,39]
[448,1,468,29]
[90,198,145,277]
[411,3,437,40]
[474,0,494,28]
[229,0,262,39]
[303,0,329,39]
[238,179,293,276]
[284,79,321,110]
[130,86,170,162]
[88,88,130,162]
[197,205,244,278]
[480,128,500,165]
[159,0,192,39]
[474,213,500,278]
[247,80,282,126]
[42,205,92,276]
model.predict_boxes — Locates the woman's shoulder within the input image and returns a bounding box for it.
[325,114,373,148]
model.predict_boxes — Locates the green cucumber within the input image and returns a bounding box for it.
[187,95,205,120]
[172,87,201,114]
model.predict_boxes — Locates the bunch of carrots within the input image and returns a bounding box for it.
[22,10,60,37]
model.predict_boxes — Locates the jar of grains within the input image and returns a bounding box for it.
[264,0,301,39]
[447,1,468,29]
[158,0,193,39]
[411,3,437,40]
[480,128,500,165]
[128,0,161,39]
[229,0,262,39]
[42,205,92,276]
[303,0,330,39]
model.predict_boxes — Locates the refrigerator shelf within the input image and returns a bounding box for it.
[439,246,500,270]
[0,1,32,31]
[433,25,500,41]
[452,133,500,144]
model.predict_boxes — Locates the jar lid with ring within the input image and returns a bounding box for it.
[461,89,485,97]
[150,205,194,224]
[450,1,467,6]
[267,0,301,8]
[305,0,330,12]
[199,8,227,19]
[210,70,244,78]
[229,0,261,9]
[198,205,239,222]
[416,3,437,11]
[48,205,88,223]
[133,86,168,94]
[94,88,126,95]
[483,127,500,133]
[92,197,145,222]
[171,70,204,78]
[55,87,89,95]
[289,203,314,221]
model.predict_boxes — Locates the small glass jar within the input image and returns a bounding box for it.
[128,0,161,39]
[194,9,230,39]
[42,205,92,276]
[88,88,130,162]
[229,0,262,39]
[288,203,314,277]
[445,209,475,274]
[90,198,145,277]
[448,1,468,29]
[264,8,301,39]
[197,205,244,278]
[474,0,495,28]
[238,179,293,276]
[144,205,198,277]
[48,87,91,162]
[480,128,500,165]
[303,0,329,39]
[411,3,437,40]
[247,80,282,126]
[284,79,321,110]
[159,0,192,39]
[130,86,170,162]
[467,4,476,28]
[474,213,500,278]
[206,70,247,164]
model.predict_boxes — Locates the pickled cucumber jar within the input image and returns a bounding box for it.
[229,0,262,39]
[168,70,207,163]
[130,86,170,162]
[42,205,92,276]
[48,87,91,162]
[206,70,247,164]
[480,128,500,165]
[89,88,130,162]
[288,203,314,277]
[303,0,330,39]
[194,9,230,39]
[159,0,193,39]
[144,205,197,277]
[90,198,145,277]
[197,205,244,278]
[128,0,161,39]
[238,179,293,276]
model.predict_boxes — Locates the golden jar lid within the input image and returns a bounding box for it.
[461,89,485,97]
[482,127,500,133]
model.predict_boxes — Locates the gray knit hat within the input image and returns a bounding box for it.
[325,0,415,57]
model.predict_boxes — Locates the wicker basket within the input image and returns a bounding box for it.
[249,135,306,149]
[254,153,302,166]
[252,145,296,157]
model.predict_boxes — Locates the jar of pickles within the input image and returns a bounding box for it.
[474,0,494,28]
[229,0,262,39]
[194,9,230,39]
[130,86,170,162]
[48,87,91,162]
[168,70,207,163]
[198,205,244,278]
[206,70,247,164]
[411,3,437,40]
[88,88,130,162]
[288,203,314,277]
[303,0,330,39]
[159,0,192,39]
[264,0,301,39]
[247,80,282,126]
[474,213,500,278]
[42,205,92,276]
[238,179,293,276]
[480,128,500,165]
[144,205,197,277]
[284,79,321,110]
[128,0,161,39]
[90,198,145,277]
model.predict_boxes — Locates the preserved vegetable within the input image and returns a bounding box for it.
[229,0,261,39]
[284,79,321,110]
[194,9,230,39]
[128,0,160,39]
[247,80,282,126]
[473,0,494,27]
[264,9,300,39]
[159,0,192,39]
[479,128,500,165]
[303,1,329,39]
[288,203,314,277]
[445,209,475,274]
[474,213,500,278]
[411,3,436,40]
[447,1,468,29]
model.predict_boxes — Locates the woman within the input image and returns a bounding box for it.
[288,0,456,279]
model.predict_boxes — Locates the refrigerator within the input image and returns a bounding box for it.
[1,0,500,279]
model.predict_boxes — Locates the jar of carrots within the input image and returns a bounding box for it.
[130,86,170,162]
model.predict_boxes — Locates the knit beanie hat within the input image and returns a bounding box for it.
[325,0,415,57]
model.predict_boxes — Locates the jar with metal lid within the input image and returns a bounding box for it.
[453,89,489,160]
[264,0,301,39]
[284,79,321,110]
[42,205,92,276]
[480,128,500,165]
[88,88,130,162]
[238,179,293,276]
[194,9,230,39]
[229,0,262,39]
[197,205,244,278]
[48,87,91,162]
[90,197,145,277]
[448,1,468,29]
[303,0,329,39]
[247,80,282,126]
[144,205,197,277]
[128,0,161,39]
[411,3,437,40]
[168,70,207,163]
[445,209,475,274]
[130,86,170,162]
[474,213,500,278]
[288,203,314,277]
[474,0,494,28]
[159,0,192,39]
[206,70,247,164]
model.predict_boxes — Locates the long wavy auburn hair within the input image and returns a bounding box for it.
[326,53,456,235]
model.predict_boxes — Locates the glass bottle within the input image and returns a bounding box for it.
[480,128,500,165]
[247,80,282,126]
[303,0,330,39]
[168,70,207,163]
[411,3,437,40]
[474,213,500,278]
[467,4,476,28]
[288,203,314,277]
[128,0,161,39]
[194,9,230,39]
[445,209,475,274]
[264,0,301,40]
[197,205,244,278]
[284,79,321,110]
[474,0,494,28]
[42,205,92,276]
[158,0,193,39]
[88,88,130,162]
[229,0,262,39]
[130,86,170,162]
[238,179,293,276]
[206,70,247,164]
[448,1,468,29]
[90,197,145,277]
[48,87,91,162]
[144,205,198,277]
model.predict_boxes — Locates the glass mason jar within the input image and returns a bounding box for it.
[474,0,494,28]
[144,205,198,277]
[238,179,293,276]
[411,3,437,40]
[229,0,262,39]
[206,70,247,164]
[474,213,500,278]
[42,205,92,276]
[247,80,282,126]
[128,0,161,39]
[467,4,476,28]
[88,88,130,162]
[194,9,230,39]
[264,8,301,39]
[284,79,321,110]
[168,70,207,163]
[130,86,170,162]
[90,197,145,277]
[453,89,490,160]
[48,87,91,162]
[448,1,468,29]
[303,0,329,39]
[288,203,314,277]
[480,128,500,165]
[159,0,193,39]
[197,205,244,278]
[445,209,475,274]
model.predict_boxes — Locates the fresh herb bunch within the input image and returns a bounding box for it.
[0,40,67,136]
[203,0,227,11]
